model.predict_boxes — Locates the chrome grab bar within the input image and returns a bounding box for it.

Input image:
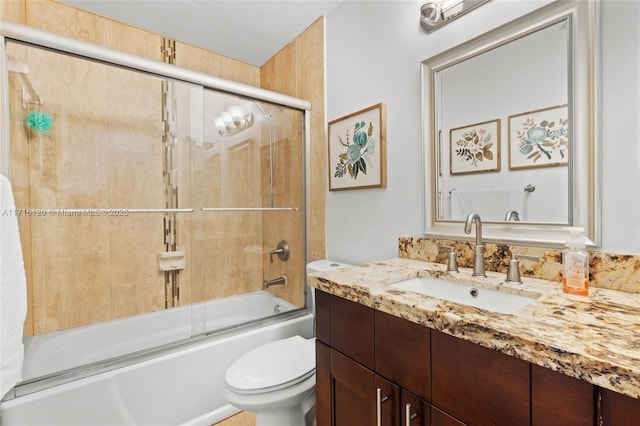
[21,207,298,214]
[13,208,194,215]
[126,208,194,213]
[201,207,298,212]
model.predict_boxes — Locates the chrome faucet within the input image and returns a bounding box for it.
[464,212,486,277]
[504,209,520,221]
[263,275,287,289]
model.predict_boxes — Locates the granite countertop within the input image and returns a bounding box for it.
[307,258,640,399]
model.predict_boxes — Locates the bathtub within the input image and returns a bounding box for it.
[1,290,313,426]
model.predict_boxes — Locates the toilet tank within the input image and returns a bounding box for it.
[306,259,352,274]
[306,260,352,319]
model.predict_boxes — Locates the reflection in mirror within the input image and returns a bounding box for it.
[437,20,569,224]
[422,0,600,247]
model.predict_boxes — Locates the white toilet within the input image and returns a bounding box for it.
[222,260,351,426]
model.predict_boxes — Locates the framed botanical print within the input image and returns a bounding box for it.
[328,103,386,190]
[508,104,569,170]
[449,119,501,175]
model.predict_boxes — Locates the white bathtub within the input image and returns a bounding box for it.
[1,291,313,426]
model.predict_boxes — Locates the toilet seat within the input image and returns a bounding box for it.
[225,336,315,395]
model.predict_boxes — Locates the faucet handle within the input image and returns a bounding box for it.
[505,254,540,284]
[268,240,290,263]
[438,245,459,272]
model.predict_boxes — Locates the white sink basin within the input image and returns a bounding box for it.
[390,276,539,315]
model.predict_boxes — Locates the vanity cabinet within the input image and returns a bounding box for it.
[315,290,637,425]
[316,291,437,426]
[317,341,399,425]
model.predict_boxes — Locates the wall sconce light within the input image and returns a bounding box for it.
[214,106,254,136]
[420,0,490,33]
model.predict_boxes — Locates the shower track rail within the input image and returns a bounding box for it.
[17,207,300,214]
[201,207,298,212]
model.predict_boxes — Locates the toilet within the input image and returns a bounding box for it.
[222,260,351,426]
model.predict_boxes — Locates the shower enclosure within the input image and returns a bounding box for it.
[0,21,310,396]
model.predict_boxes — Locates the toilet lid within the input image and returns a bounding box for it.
[225,336,315,395]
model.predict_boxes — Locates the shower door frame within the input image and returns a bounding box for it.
[0,20,314,396]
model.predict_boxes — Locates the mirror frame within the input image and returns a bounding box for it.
[421,0,600,248]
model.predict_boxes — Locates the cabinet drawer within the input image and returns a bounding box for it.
[531,363,594,425]
[329,293,375,369]
[600,388,640,425]
[375,310,431,401]
[431,330,530,425]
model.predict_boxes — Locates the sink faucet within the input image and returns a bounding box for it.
[464,212,486,277]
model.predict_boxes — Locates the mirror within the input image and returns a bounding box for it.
[422,0,600,247]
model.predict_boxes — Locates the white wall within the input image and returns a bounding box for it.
[325,0,640,264]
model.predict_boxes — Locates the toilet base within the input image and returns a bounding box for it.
[254,393,315,426]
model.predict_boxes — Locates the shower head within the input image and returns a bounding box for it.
[253,101,283,121]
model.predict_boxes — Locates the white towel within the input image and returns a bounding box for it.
[450,188,526,222]
[0,173,27,398]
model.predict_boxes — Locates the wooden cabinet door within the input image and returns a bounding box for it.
[375,310,431,401]
[316,340,332,426]
[431,330,530,425]
[330,293,375,369]
[329,348,399,426]
[600,388,640,426]
[531,363,595,425]
[330,348,375,426]
[401,390,430,426]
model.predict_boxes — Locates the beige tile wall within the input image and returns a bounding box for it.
[261,18,326,264]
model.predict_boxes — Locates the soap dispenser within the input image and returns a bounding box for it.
[562,227,589,295]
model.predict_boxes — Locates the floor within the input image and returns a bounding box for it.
[214,411,255,426]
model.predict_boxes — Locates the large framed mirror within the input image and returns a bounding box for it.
[422,0,600,248]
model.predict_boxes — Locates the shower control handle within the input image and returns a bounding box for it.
[269,240,290,263]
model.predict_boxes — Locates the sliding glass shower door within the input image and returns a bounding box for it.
[3,36,307,388]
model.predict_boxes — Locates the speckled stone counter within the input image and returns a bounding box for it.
[307,258,640,399]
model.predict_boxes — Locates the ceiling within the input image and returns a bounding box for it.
[60,1,343,67]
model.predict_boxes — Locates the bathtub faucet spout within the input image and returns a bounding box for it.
[263,275,287,289]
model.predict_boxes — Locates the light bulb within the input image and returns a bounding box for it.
[228,106,244,126]
[214,116,226,133]
[220,111,234,129]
